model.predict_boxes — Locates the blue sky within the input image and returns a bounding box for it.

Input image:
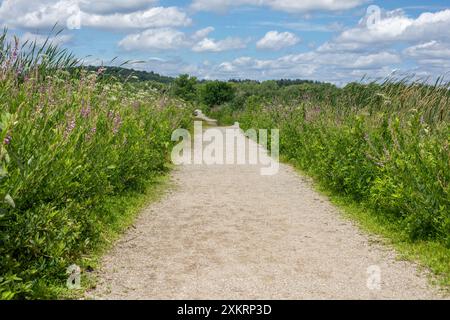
[1,0,450,84]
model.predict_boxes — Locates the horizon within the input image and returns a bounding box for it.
[1,0,450,85]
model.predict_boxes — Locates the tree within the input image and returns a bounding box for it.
[172,74,198,102]
[201,81,235,108]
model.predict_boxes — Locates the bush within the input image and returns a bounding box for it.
[200,81,235,108]
[171,74,198,102]
[0,31,192,299]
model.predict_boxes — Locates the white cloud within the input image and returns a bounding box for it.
[192,27,215,41]
[213,50,400,81]
[119,27,247,53]
[404,41,450,69]
[0,0,78,29]
[118,28,189,51]
[82,6,192,29]
[256,31,300,50]
[192,37,247,52]
[404,41,450,59]
[0,0,191,30]
[337,9,450,44]
[264,0,366,13]
[21,32,73,47]
[191,0,366,13]
[79,0,158,14]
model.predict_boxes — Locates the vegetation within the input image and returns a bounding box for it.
[0,31,192,299]
[200,81,235,108]
[208,78,450,286]
[79,66,174,84]
[171,74,198,102]
[1,28,449,298]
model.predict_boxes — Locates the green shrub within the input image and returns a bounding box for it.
[0,31,192,299]
[220,81,450,245]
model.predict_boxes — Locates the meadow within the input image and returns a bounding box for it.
[1,29,449,299]
[0,32,192,299]
[207,78,450,286]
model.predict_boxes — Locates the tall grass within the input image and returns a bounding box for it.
[219,80,449,245]
[0,31,192,299]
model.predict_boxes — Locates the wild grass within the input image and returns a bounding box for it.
[0,30,192,299]
[215,78,450,287]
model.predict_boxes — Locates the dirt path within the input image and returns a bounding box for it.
[88,126,444,300]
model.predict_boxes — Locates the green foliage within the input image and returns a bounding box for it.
[76,66,174,84]
[171,74,198,102]
[0,31,192,299]
[216,80,450,245]
[200,81,235,108]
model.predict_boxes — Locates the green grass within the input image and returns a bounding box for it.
[58,172,173,300]
[0,30,193,299]
[286,159,450,292]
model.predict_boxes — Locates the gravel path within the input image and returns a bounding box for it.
[88,126,444,300]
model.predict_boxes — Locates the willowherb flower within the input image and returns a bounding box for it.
[81,106,91,118]
[64,117,76,138]
[3,134,12,145]
[113,114,122,135]
[86,127,97,141]
[97,67,106,75]
[107,110,114,119]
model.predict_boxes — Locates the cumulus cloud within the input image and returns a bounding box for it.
[192,37,247,52]
[0,0,77,29]
[118,28,189,51]
[404,41,450,59]
[0,0,191,30]
[191,0,366,13]
[79,0,157,14]
[404,41,450,69]
[192,27,215,41]
[337,9,450,44]
[82,7,191,29]
[256,31,300,50]
[21,32,73,47]
[119,27,247,53]
[213,50,400,82]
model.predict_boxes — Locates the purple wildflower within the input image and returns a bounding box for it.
[3,134,12,145]
[81,106,91,118]
[97,67,106,75]
[86,127,97,141]
[113,114,122,135]
[107,110,114,119]
[64,117,76,138]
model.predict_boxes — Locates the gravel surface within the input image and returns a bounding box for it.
[88,126,445,300]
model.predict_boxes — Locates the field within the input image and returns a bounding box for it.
[0,33,192,299]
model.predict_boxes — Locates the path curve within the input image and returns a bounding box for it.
[88,126,444,300]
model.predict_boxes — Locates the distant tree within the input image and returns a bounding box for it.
[75,66,174,83]
[201,81,235,108]
[172,74,198,102]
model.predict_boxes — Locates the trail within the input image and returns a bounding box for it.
[88,125,444,300]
